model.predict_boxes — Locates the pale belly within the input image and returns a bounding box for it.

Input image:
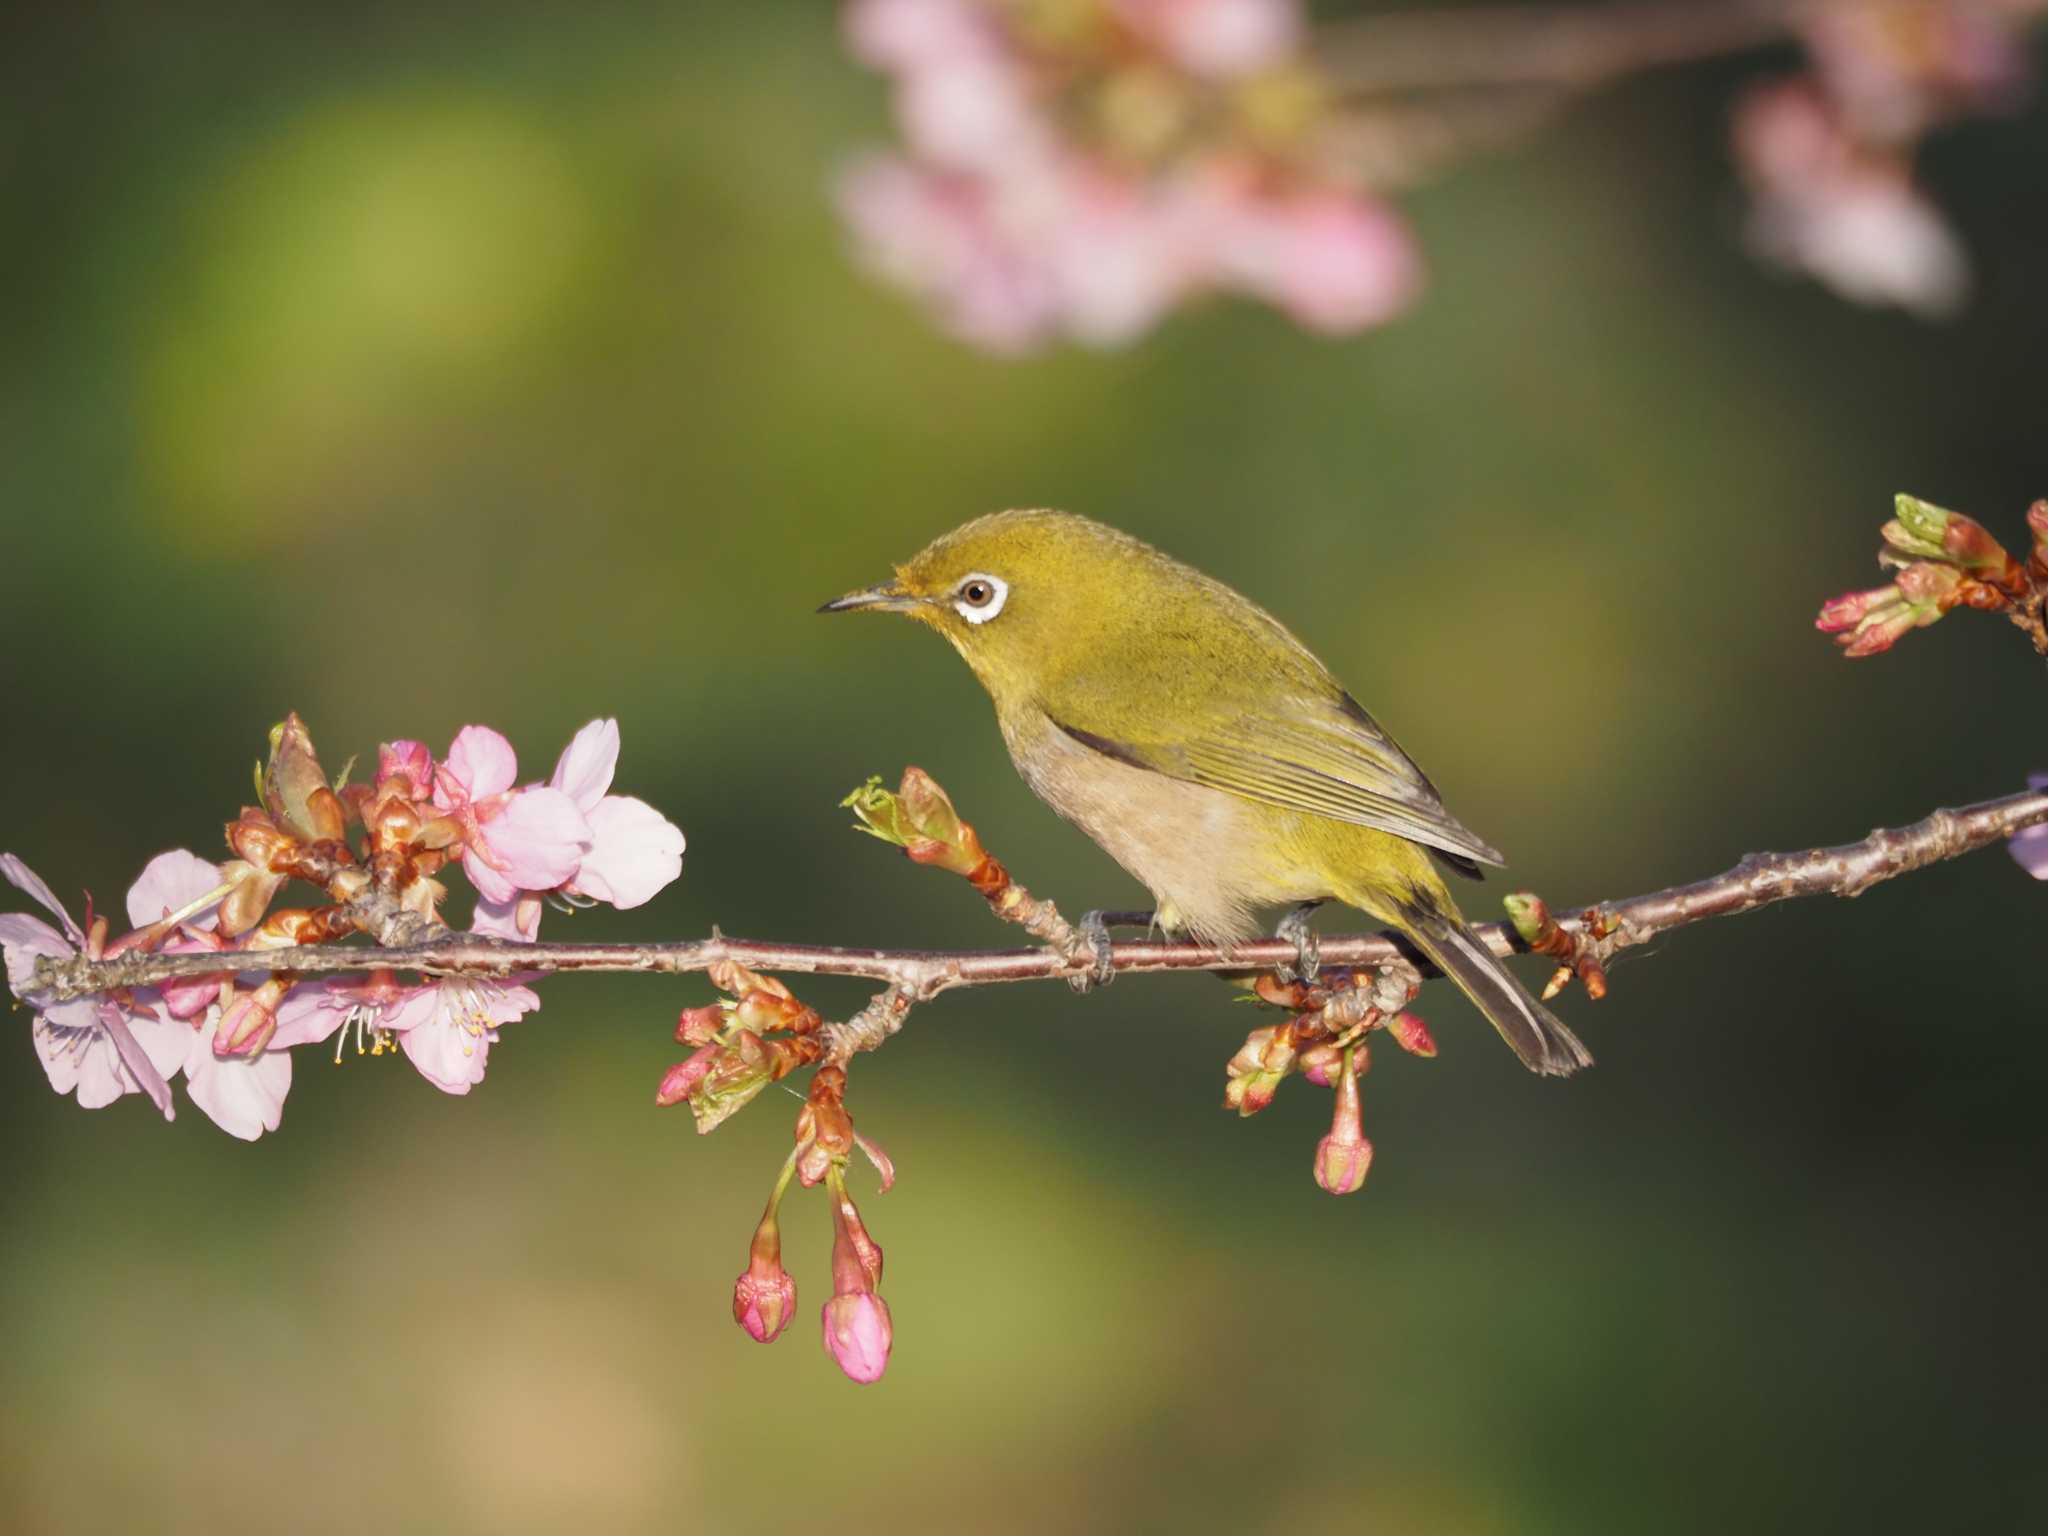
[999,705,1332,945]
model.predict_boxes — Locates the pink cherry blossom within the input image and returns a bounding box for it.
[1208,182,1423,333]
[432,725,592,904]
[844,0,1001,76]
[270,963,539,1095]
[1115,0,1302,79]
[179,1006,293,1140]
[2,853,180,1119]
[546,719,687,909]
[464,719,685,935]
[1733,80,1968,318]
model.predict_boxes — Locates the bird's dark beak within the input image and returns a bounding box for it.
[818,579,922,615]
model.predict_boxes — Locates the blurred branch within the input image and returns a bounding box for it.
[37,785,2048,1003]
[1315,1,1796,99]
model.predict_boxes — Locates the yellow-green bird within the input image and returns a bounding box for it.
[822,509,1591,1077]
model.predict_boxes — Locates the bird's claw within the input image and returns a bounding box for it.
[1275,903,1322,984]
[1067,909,1119,993]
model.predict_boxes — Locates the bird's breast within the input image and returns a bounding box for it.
[998,705,1330,945]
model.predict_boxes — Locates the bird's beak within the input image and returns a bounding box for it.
[818,579,923,615]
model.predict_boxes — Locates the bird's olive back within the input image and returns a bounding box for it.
[893,509,1336,722]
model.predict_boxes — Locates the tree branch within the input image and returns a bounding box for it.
[1314,0,1797,99]
[34,786,2048,1005]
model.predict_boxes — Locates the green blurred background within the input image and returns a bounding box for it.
[5,3,2047,1531]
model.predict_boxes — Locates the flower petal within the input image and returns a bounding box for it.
[572,796,685,908]
[268,982,353,1049]
[471,896,542,942]
[183,1021,290,1139]
[477,787,590,894]
[1,912,73,999]
[0,853,84,945]
[398,1009,491,1094]
[125,849,224,930]
[549,719,620,813]
[100,1003,176,1119]
[440,725,519,804]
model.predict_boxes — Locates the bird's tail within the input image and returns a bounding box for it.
[1391,896,1594,1078]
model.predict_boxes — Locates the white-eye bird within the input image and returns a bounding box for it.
[823,509,1591,1077]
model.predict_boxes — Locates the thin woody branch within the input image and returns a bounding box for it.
[1315,0,1796,99]
[34,785,2048,1004]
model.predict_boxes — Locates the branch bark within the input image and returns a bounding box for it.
[33,786,2048,1006]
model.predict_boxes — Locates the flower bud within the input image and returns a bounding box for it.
[376,740,435,797]
[675,1003,728,1045]
[1384,1011,1436,1057]
[842,769,989,878]
[1881,493,1956,561]
[1312,1050,1372,1196]
[263,714,346,844]
[1223,1023,1297,1116]
[215,859,288,939]
[215,978,287,1057]
[821,1291,894,1384]
[654,1041,720,1106]
[734,1262,798,1345]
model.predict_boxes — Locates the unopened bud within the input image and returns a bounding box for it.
[654,1041,719,1106]
[675,1003,727,1045]
[1385,1011,1436,1057]
[376,739,435,796]
[1223,1023,1299,1116]
[215,979,286,1057]
[821,1291,893,1384]
[1312,1050,1372,1196]
[263,714,345,843]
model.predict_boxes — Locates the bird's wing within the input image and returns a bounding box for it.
[1049,687,1506,872]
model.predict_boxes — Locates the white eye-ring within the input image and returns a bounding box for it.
[953,572,1008,624]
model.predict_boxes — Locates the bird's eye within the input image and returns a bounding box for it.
[953,573,1008,625]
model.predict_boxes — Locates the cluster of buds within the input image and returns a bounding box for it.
[1226,962,1433,1195]
[2,715,683,1138]
[656,960,827,1132]
[1734,1,2039,316]
[727,1064,898,1382]
[1502,893,1617,1002]
[837,0,1420,350]
[845,768,1081,955]
[1817,493,2048,657]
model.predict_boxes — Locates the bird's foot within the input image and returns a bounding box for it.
[1065,909,1152,994]
[1275,902,1323,984]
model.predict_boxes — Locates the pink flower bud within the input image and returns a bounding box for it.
[1385,1012,1436,1057]
[215,980,285,1057]
[1312,1050,1371,1196]
[654,1041,720,1106]
[821,1292,894,1384]
[1313,1129,1374,1196]
[1223,1022,1297,1116]
[734,1264,798,1344]
[675,1003,728,1045]
[377,739,435,796]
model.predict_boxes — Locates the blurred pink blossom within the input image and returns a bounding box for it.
[1733,80,1968,318]
[1115,0,1302,78]
[1802,0,2032,142]
[837,0,1417,349]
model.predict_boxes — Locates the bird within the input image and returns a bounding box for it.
[821,509,1591,1077]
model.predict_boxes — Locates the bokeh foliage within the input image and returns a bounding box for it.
[3,3,2046,1531]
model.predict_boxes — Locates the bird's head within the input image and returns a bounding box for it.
[821,509,1158,702]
